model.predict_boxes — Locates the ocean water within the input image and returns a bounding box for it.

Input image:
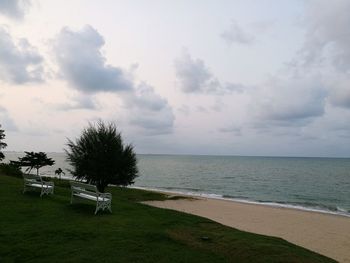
[4,152,350,216]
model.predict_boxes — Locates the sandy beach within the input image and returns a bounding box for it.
[144,196,350,263]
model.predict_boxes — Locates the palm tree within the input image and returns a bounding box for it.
[55,168,65,180]
[65,121,138,192]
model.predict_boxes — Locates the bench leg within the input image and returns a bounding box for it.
[41,187,52,197]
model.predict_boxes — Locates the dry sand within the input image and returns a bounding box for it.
[144,196,350,262]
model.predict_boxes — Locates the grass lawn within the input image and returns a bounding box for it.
[0,174,336,263]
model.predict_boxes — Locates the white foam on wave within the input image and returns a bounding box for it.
[131,186,350,218]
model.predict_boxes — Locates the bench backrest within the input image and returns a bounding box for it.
[23,173,42,183]
[70,181,99,194]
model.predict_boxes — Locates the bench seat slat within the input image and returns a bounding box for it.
[28,183,53,189]
[73,193,111,202]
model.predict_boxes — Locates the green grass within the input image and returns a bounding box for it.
[0,174,336,263]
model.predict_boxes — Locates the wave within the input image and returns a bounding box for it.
[132,186,350,218]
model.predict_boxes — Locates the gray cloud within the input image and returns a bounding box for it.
[219,125,242,136]
[0,0,30,19]
[53,25,133,93]
[221,20,254,45]
[123,84,175,135]
[0,106,18,131]
[177,104,190,115]
[288,1,350,112]
[252,75,327,127]
[174,51,212,93]
[174,50,246,94]
[329,90,350,109]
[300,0,350,71]
[225,83,245,93]
[0,26,44,84]
[328,76,350,109]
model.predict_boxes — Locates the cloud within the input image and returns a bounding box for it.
[328,76,350,109]
[174,50,246,94]
[53,25,133,93]
[221,20,254,45]
[174,51,212,93]
[225,83,245,93]
[177,105,190,115]
[53,25,175,135]
[54,94,97,111]
[122,84,175,135]
[0,106,18,131]
[0,26,44,84]
[288,1,350,112]
[251,75,327,127]
[218,125,242,136]
[300,0,350,71]
[0,0,30,19]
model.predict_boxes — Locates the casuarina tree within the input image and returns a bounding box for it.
[0,125,7,162]
[66,121,138,192]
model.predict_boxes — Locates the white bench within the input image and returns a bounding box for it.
[23,173,54,197]
[70,181,112,214]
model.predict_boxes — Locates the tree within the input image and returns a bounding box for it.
[0,125,7,162]
[55,168,65,180]
[12,152,55,175]
[66,121,138,192]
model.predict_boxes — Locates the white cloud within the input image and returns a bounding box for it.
[53,25,133,93]
[54,94,97,111]
[53,25,175,134]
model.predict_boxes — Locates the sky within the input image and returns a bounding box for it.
[0,0,350,157]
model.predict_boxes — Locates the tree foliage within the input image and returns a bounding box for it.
[55,168,65,180]
[0,125,7,162]
[0,163,22,177]
[66,121,138,192]
[12,152,55,175]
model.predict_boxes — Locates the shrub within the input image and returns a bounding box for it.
[0,163,23,178]
[66,121,138,192]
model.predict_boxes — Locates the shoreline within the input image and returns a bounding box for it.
[142,189,350,263]
[132,186,350,218]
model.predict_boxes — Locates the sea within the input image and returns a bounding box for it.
[4,152,350,217]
